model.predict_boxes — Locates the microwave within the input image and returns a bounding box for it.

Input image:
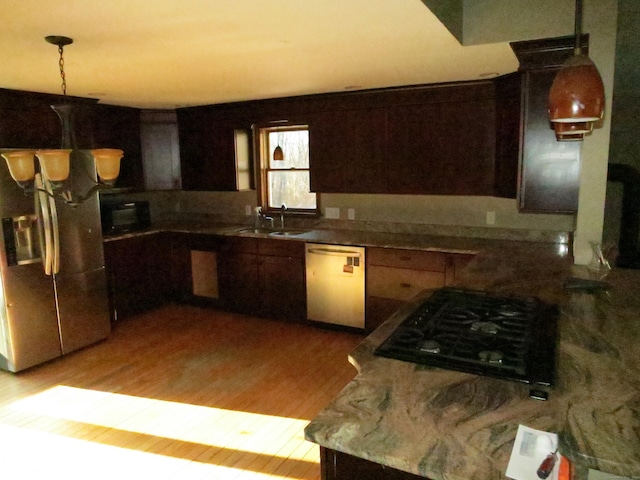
[100,200,151,235]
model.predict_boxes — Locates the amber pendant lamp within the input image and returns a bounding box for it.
[548,0,605,141]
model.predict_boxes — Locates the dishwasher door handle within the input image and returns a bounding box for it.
[307,247,362,257]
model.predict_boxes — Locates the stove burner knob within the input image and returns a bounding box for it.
[419,340,441,354]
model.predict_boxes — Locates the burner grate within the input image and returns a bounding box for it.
[374,287,558,386]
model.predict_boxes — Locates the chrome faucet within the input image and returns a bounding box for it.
[280,204,286,230]
[255,207,274,229]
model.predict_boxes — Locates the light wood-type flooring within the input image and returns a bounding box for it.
[0,304,364,480]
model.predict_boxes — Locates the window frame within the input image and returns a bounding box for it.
[254,123,319,217]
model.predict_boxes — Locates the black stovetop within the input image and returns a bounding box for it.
[374,287,558,386]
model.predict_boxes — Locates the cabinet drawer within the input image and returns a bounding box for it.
[220,236,258,254]
[258,238,305,257]
[367,265,445,301]
[367,247,445,271]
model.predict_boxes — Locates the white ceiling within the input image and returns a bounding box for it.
[0,0,519,109]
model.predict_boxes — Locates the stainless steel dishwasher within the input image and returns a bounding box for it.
[305,243,365,328]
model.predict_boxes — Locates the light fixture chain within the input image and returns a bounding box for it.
[57,44,67,97]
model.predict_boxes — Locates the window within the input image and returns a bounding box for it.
[257,125,317,213]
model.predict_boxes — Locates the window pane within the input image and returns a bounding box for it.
[268,170,316,209]
[235,129,252,190]
[269,130,309,170]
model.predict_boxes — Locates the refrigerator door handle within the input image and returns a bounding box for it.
[34,174,53,276]
[46,184,60,275]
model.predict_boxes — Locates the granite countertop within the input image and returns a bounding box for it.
[104,221,640,478]
[304,247,640,480]
[102,220,561,258]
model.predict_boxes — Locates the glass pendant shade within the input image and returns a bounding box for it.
[35,149,72,183]
[1,151,36,183]
[549,54,605,123]
[554,121,593,141]
[91,149,124,185]
[273,145,284,161]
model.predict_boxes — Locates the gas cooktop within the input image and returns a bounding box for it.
[374,287,558,387]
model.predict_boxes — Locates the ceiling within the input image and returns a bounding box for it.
[0,0,519,109]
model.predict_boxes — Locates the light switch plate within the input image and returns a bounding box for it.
[348,208,355,220]
[325,207,340,219]
[486,211,496,225]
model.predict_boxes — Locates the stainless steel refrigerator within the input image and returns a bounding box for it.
[0,150,111,372]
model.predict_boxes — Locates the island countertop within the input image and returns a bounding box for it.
[304,245,640,480]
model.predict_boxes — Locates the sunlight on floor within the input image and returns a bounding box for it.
[0,385,320,480]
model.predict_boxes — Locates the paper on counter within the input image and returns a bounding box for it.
[588,469,632,480]
[506,425,559,480]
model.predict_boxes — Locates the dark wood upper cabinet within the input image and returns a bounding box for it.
[177,108,240,191]
[0,89,144,190]
[0,89,96,149]
[90,104,143,190]
[494,72,522,199]
[309,108,388,193]
[177,81,507,196]
[387,85,496,196]
[518,68,581,212]
[510,35,587,213]
[387,102,443,194]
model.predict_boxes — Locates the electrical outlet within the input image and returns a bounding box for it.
[348,208,355,220]
[486,211,496,225]
[325,207,340,219]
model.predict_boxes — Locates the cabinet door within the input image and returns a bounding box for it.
[141,113,182,190]
[0,106,60,148]
[0,92,95,150]
[177,109,240,191]
[494,72,521,199]
[518,69,581,213]
[321,447,428,480]
[438,99,496,196]
[260,255,306,321]
[387,99,495,196]
[217,237,260,314]
[169,233,193,302]
[103,233,170,321]
[91,104,144,190]
[309,108,388,193]
[218,252,260,314]
[387,103,443,194]
[308,111,348,192]
[348,109,387,193]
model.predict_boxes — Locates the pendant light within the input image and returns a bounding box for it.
[273,144,284,161]
[548,0,605,141]
[273,145,284,161]
[0,36,124,205]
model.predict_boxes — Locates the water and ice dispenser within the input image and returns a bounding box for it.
[2,214,41,266]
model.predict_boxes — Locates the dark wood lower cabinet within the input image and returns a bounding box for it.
[320,447,429,480]
[103,233,172,322]
[218,237,306,321]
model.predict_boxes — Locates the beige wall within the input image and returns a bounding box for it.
[319,194,573,231]
[460,0,618,264]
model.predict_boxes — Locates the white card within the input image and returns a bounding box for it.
[506,425,559,480]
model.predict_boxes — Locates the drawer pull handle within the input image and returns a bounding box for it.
[400,282,412,288]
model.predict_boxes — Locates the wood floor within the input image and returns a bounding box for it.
[0,304,364,480]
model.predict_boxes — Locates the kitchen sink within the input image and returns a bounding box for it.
[235,227,274,234]
[269,230,309,237]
